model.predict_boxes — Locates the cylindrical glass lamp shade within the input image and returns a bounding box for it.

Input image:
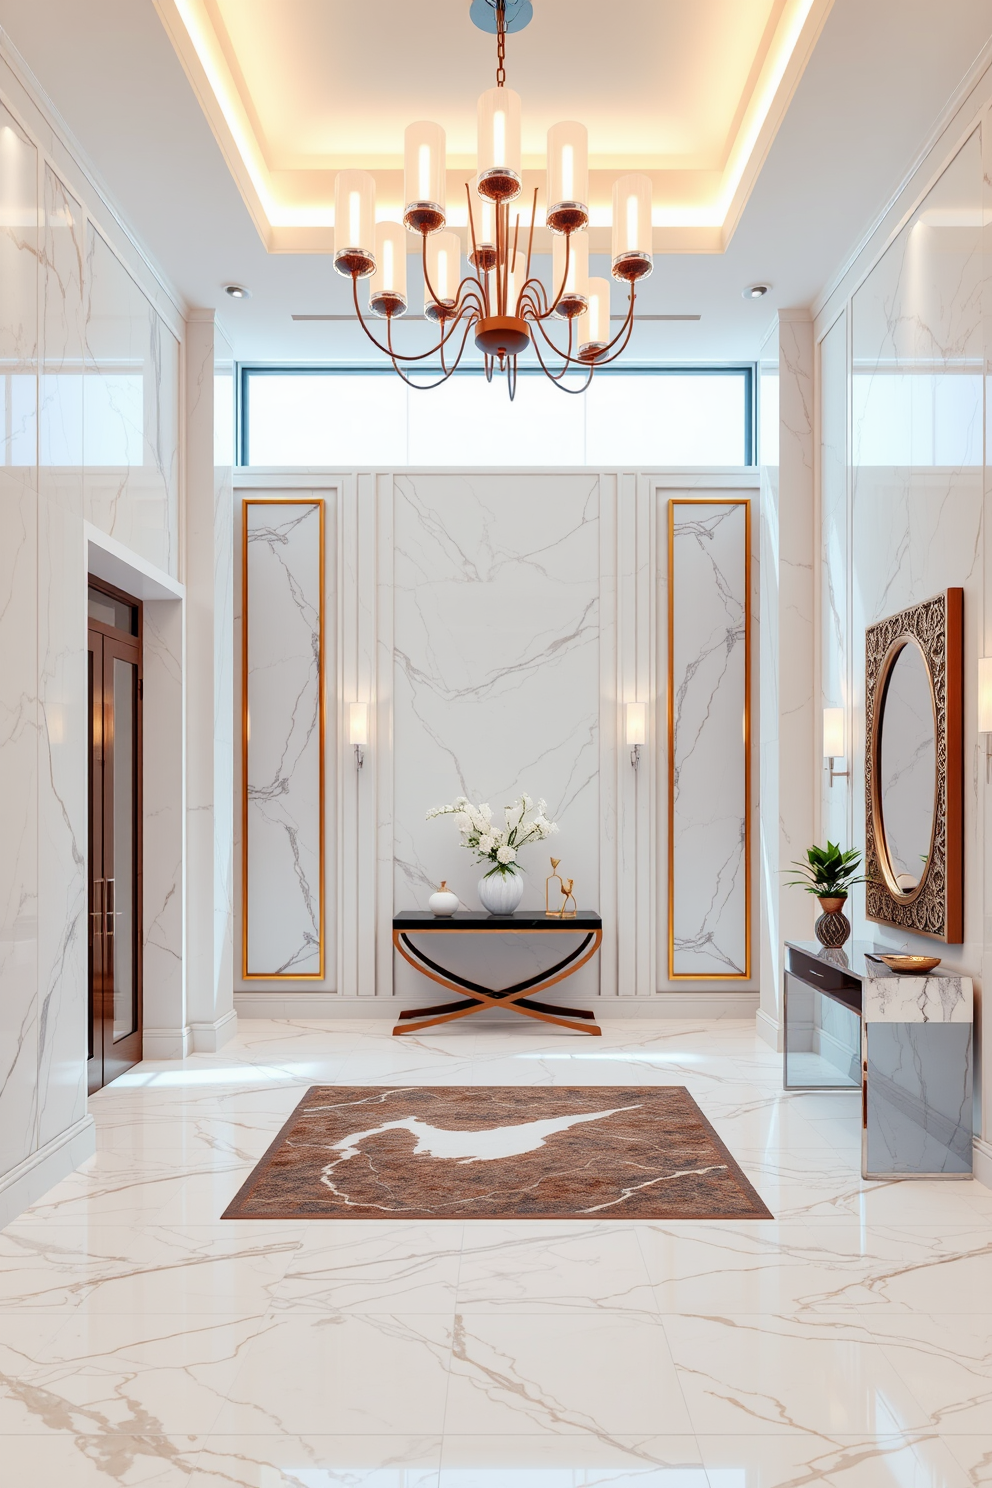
[403,121,446,234]
[369,221,407,317]
[578,275,611,360]
[424,230,462,321]
[469,187,497,272]
[546,121,589,232]
[611,173,653,282]
[477,86,522,201]
[552,230,588,318]
[333,169,376,277]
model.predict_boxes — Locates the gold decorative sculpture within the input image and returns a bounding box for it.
[557,877,577,919]
[545,858,564,916]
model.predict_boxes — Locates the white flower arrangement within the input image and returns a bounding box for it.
[426,792,559,879]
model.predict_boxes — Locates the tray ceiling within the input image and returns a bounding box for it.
[156,0,833,253]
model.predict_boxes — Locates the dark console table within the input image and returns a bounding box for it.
[392,910,603,1037]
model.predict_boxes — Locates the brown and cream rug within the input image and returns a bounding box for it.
[223,1086,771,1220]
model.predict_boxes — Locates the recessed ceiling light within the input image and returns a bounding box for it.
[743,284,769,299]
[224,283,251,299]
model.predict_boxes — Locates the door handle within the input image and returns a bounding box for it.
[91,878,105,938]
[106,877,115,937]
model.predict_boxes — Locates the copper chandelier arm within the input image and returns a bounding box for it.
[529,318,595,392]
[351,274,477,363]
[386,311,477,390]
[589,287,638,364]
[528,308,598,370]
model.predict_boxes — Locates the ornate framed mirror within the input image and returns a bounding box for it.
[864,589,963,942]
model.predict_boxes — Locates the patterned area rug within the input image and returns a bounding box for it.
[223,1086,772,1220]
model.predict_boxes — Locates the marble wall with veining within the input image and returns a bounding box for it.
[815,119,988,1164]
[392,473,601,997]
[244,502,324,977]
[670,500,749,977]
[0,71,183,1217]
[821,133,984,965]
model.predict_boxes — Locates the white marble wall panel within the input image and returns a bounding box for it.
[669,500,749,977]
[819,311,850,848]
[141,597,185,1044]
[37,167,87,1146]
[758,312,816,1046]
[849,131,983,964]
[0,106,40,1174]
[391,473,601,998]
[83,225,180,578]
[244,501,323,977]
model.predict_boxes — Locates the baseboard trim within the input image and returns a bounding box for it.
[190,1009,238,1053]
[143,1025,191,1060]
[234,991,760,1020]
[974,1135,992,1191]
[0,1115,96,1228]
[756,1007,782,1051]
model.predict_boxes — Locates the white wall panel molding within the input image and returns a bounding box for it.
[668,497,751,980]
[242,499,325,978]
[236,466,757,1008]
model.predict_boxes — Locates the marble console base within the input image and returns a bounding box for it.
[0,1115,96,1229]
[865,1022,973,1179]
[234,991,760,1020]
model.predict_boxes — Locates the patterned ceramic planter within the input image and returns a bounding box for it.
[478,870,525,915]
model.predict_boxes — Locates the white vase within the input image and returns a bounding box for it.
[428,881,459,917]
[478,870,525,915]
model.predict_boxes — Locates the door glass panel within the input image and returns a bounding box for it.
[88,588,137,634]
[112,657,137,1041]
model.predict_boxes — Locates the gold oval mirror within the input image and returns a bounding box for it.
[872,636,937,901]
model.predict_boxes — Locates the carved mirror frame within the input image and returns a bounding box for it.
[864,588,963,942]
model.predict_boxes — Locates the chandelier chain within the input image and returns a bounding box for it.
[495,0,506,86]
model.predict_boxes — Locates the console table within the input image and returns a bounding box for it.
[785,940,973,1179]
[392,910,603,1037]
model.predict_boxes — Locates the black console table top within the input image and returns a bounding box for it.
[393,910,603,932]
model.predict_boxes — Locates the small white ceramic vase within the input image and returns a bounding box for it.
[428,881,459,917]
[478,870,524,916]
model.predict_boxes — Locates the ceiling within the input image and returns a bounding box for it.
[0,0,988,364]
[154,0,832,252]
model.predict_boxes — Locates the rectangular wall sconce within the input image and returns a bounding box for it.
[978,658,992,781]
[625,701,646,769]
[823,706,849,788]
[349,701,368,770]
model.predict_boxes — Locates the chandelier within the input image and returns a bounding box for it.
[331,0,654,398]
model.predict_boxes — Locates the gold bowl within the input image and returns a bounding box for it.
[876,954,941,975]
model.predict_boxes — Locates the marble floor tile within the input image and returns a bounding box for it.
[271,1223,464,1315]
[661,1312,932,1436]
[186,1434,443,1486]
[1,1434,201,1486]
[694,1433,972,1486]
[212,1313,454,1435]
[456,1224,658,1314]
[437,1433,707,1484]
[2,1016,987,1479]
[443,1311,692,1435]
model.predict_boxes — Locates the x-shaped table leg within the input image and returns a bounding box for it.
[392,929,603,1035]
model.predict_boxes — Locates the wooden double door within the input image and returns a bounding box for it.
[88,582,143,1094]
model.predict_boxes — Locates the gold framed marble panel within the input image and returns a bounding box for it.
[242,499,325,978]
[667,497,751,980]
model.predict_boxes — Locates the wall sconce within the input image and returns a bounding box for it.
[978,658,992,781]
[823,707,849,787]
[349,702,368,770]
[625,701,646,769]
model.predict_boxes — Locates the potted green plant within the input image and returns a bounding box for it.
[786,842,865,947]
